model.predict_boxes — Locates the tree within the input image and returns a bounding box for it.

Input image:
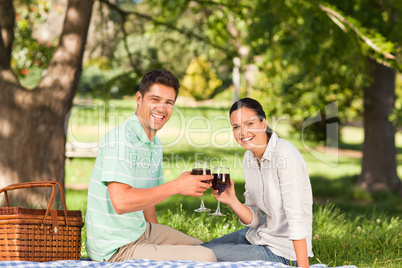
[135,0,402,196]
[228,0,402,196]
[0,0,94,206]
[347,2,400,195]
[307,1,402,196]
[360,59,400,194]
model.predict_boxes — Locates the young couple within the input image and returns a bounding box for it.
[85,70,313,267]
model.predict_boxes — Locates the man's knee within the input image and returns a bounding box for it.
[200,247,217,262]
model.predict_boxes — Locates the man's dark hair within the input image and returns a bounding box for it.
[138,70,180,98]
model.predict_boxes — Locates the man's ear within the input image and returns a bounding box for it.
[136,91,142,105]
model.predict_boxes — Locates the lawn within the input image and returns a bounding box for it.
[65,97,402,267]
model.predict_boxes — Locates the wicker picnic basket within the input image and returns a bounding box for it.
[0,181,84,262]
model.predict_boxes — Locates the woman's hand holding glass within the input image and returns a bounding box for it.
[212,178,236,205]
[210,166,231,216]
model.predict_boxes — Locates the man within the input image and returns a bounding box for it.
[85,70,216,262]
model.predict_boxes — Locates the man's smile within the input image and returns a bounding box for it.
[151,112,165,121]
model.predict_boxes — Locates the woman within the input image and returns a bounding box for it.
[202,98,313,267]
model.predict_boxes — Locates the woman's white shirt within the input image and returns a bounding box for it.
[241,131,314,261]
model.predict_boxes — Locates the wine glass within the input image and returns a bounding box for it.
[192,161,211,212]
[210,166,230,216]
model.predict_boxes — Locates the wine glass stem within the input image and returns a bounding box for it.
[216,195,221,212]
[200,195,205,209]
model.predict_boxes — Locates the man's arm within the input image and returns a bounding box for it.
[143,206,158,223]
[108,171,212,214]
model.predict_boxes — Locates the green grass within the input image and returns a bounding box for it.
[311,203,401,267]
[65,98,402,267]
[67,189,402,267]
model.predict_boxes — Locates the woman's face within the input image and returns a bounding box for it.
[230,107,268,151]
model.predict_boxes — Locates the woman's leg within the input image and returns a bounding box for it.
[264,247,297,266]
[202,227,266,262]
[202,227,294,264]
[203,243,270,261]
[202,227,250,247]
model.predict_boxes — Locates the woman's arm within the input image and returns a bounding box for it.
[229,199,253,225]
[293,238,309,268]
[214,179,253,224]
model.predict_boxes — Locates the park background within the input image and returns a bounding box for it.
[0,0,401,267]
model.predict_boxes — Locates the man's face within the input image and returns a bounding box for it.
[135,83,176,137]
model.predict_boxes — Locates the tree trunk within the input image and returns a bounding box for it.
[0,0,94,207]
[358,59,402,197]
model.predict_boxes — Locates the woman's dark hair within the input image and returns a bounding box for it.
[139,70,180,98]
[229,98,272,136]
[229,98,266,120]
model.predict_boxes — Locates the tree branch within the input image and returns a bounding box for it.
[0,0,15,70]
[326,13,347,32]
[38,0,94,98]
[190,0,252,10]
[312,1,395,61]
[98,0,140,72]
[98,0,228,53]
[119,12,138,71]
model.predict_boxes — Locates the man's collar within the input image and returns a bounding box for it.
[126,114,153,144]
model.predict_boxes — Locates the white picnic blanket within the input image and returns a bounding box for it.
[0,259,357,268]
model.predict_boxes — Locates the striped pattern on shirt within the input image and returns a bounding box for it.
[85,114,164,261]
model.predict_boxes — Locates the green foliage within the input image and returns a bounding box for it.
[17,66,43,89]
[138,0,399,143]
[77,65,138,98]
[138,0,239,84]
[11,0,56,78]
[11,0,402,140]
[315,1,399,69]
[234,0,402,143]
[85,57,113,70]
[147,0,190,20]
[181,56,223,100]
[77,65,110,96]
[108,0,225,80]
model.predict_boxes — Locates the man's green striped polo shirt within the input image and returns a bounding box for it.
[85,114,164,261]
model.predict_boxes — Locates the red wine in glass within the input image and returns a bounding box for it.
[210,166,230,216]
[212,173,230,194]
[192,161,211,212]
[192,168,211,183]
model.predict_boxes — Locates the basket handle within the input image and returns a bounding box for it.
[0,181,70,227]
